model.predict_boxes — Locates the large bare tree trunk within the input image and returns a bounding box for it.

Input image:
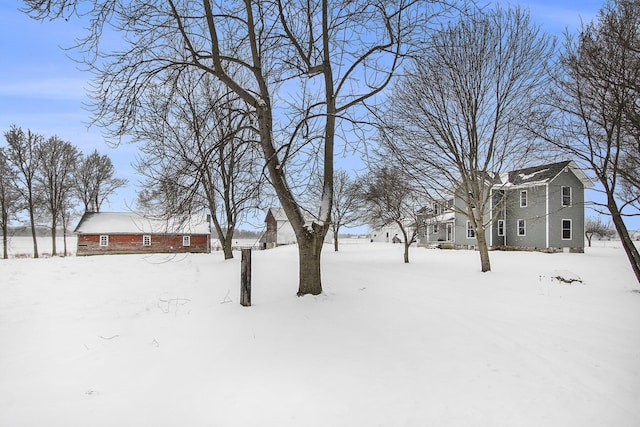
[51,221,57,256]
[607,194,640,283]
[63,228,68,256]
[400,230,410,264]
[28,199,38,259]
[212,218,234,260]
[397,221,412,264]
[297,228,326,296]
[61,211,70,257]
[2,221,7,259]
[403,241,410,264]
[475,223,491,273]
[467,202,491,272]
[221,239,233,260]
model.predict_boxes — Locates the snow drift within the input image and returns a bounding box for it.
[1,238,638,426]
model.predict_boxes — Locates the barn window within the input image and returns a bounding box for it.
[183,235,191,247]
[143,235,151,246]
[99,235,109,247]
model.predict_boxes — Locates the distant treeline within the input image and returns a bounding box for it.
[232,229,264,239]
[2,226,71,237]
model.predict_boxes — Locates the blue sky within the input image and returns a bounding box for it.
[2,0,632,231]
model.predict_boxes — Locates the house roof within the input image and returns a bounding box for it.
[267,207,289,222]
[502,161,593,188]
[74,212,211,235]
[265,207,317,223]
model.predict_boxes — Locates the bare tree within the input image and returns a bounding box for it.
[23,0,441,295]
[329,170,363,252]
[308,169,363,251]
[36,136,80,256]
[0,148,19,259]
[379,5,554,272]
[75,150,127,213]
[4,125,43,258]
[601,1,640,210]
[585,216,616,247]
[360,166,424,263]
[134,71,263,260]
[59,198,77,257]
[539,0,640,283]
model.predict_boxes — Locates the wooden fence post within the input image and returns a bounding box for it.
[240,248,252,307]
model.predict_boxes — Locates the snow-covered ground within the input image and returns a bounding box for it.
[1,238,639,426]
[2,234,78,257]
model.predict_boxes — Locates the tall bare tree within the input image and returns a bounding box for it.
[307,169,363,252]
[74,150,127,213]
[23,0,442,295]
[59,198,77,257]
[606,1,640,208]
[135,71,263,260]
[360,166,424,263]
[329,170,363,251]
[0,148,19,259]
[585,216,616,247]
[379,5,554,272]
[4,125,43,258]
[539,0,640,283]
[36,136,80,256]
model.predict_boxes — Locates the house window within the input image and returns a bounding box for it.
[497,220,505,237]
[466,221,475,238]
[562,219,572,240]
[520,190,528,207]
[562,186,572,207]
[183,235,191,247]
[99,235,109,247]
[434,204,440,215]
[143,235,151,246]
[433,224,438,234]
[517,219,526,236]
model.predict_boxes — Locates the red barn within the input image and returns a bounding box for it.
[74,212,211,255]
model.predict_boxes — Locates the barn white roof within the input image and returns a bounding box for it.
[266,207,317,223]
[74,212,211,235]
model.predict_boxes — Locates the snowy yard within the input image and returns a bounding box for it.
[1,238,639,426]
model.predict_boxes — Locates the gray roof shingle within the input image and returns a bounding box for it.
[504,161,592,187]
